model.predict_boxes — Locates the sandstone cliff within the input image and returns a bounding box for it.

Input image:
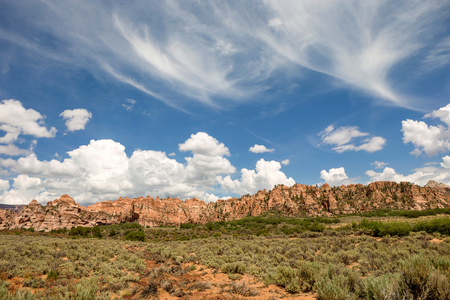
[1,181,449,231]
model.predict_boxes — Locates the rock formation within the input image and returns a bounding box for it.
[0,181,449,231]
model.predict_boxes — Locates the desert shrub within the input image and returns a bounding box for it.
[189,281,211,291]
[161,279,175,293]
[221,262,246,274]
[141,279,158,298]
[270,265,300,292]
[363,274,401,300]
[175,256,183,264]
[227,280,259,297]
[316,274,356,300]
[0,282,9,300]
[426,270,450,300]
[75,278,98,300]
[399,255,433,299]
[297,261,321,292]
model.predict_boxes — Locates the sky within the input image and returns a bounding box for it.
[0,1,450,205]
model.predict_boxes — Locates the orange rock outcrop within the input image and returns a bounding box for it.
[0,181,449,231]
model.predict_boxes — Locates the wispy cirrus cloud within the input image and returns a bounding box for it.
[1,1,449,110]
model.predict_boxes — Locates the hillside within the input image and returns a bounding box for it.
[0,181,449,231]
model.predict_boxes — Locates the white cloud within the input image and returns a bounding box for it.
[441,156,450,169]
[249,144,275,153]
[0,179,9,192]
[0,144,30,156]
[0,132,293,204]
[320,167,352,186]
[122,99,136,111]
[217,159,295,195]
[371,161,388,169]
[281,159,290,166]
[12,174,42,190]
[0,99,56,144]
[320,125,386,153]
[60,108,92,132]
[366,155,450,186]
[262,1,449,108]
[179,132,230,156]
[4,2,448,109]
[421,37,450,71]
[402,103,450,156]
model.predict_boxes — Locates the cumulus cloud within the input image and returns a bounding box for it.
[320,167,352,186]
[2,2,448,109]
[281,159,290,166]
[0,133,294,204]
[249,144,275,153]
[179,132,230,156]
[0,99,56,145]
[60,108,92,132]
[402,103,450,156]
[0,144,30,156]
[0,179,9,192]
[366,155,450,186]
[319,125,386,153]
[217,159,295,195]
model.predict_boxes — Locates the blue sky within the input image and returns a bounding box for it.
[0,1,449,205]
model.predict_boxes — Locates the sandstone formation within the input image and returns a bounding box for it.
[425,180,450,189]
[0,181,449,231]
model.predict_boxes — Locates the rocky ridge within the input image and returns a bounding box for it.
[0,181,449,231]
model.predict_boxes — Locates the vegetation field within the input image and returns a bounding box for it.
[1,210,449,299]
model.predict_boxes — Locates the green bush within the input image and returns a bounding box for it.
[124,229,145,241]
[379,222,411,237]
[47,270,58,280]
[69,226,92,237]
[413,218,450,235]
[92,226,102,238]
[180,223,195,229]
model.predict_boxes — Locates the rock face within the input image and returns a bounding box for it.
[1,181,449,231]
[425,180,450,189]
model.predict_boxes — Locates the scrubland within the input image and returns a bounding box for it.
[0,209,449,299]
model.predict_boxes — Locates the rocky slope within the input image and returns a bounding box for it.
[0,181,449,231]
